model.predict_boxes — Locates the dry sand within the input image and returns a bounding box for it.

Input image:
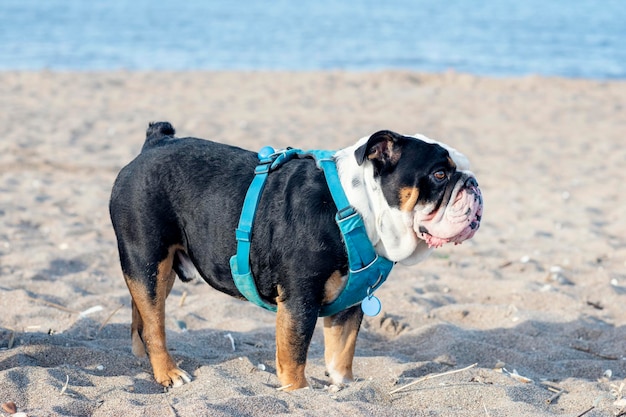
[1,70,625,416]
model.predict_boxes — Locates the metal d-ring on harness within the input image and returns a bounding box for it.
[229,146,395,317]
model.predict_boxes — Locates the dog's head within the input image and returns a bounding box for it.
[355,130,483,249]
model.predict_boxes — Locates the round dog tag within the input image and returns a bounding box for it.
[361,295,382,316]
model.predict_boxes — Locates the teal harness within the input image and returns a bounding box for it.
[229,147,394,317]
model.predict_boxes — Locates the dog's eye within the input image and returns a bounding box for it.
[433,171,446,180]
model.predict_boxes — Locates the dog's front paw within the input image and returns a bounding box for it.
[329,374,354,386]
[326,366,355,386]
[155,366,192,388]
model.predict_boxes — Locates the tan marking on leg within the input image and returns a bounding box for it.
[275,295,308,391]
[399,186,419,212]
[323,270,346,304]
[124,245,191,387]
[323,313,361,384]
[130,299,146,357]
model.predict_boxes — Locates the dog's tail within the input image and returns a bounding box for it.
[142,121,177,151]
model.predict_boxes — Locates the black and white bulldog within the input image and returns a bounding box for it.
[109,122,482,390]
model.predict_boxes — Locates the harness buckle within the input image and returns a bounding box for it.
[235,228,251,242]
[336,205,356,220]
[255,164,271,175]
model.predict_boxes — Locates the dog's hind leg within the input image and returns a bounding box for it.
[124,245,191,387]
[275,288,318,391]
[130,298,146,357]
[323,305,364,385]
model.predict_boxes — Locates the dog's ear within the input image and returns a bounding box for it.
[354,130,404,174]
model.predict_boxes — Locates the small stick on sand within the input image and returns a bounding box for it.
[7,330,15,349]
[389,363,478,395]
[575,406,595,417]
[572,345,619,360]
[224,333,236,351]
[540,381,567,404]
[276,384,293,391]
[60,375,69,396]
[97,305,124,333]
[545,387,565,404]
[27,296,79,314]
[179,291,188,307]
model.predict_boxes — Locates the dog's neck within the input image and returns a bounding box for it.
[335,140,433,265]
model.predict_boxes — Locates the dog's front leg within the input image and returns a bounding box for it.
[323,305,364,385]
[275,296,318,391]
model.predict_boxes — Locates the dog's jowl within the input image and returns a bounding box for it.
[109,122,483,390]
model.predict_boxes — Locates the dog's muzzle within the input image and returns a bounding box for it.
[416,176,483,248]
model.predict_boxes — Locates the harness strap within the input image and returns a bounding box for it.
[229,147,394,317]
[229,148,281,312]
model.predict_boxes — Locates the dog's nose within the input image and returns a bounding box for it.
[465,177,478,187]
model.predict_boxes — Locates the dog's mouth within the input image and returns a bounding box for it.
[415,177,483,248]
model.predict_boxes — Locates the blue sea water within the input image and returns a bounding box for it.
[1,0,625,79]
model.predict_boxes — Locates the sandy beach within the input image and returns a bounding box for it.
[1,70,625,416]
